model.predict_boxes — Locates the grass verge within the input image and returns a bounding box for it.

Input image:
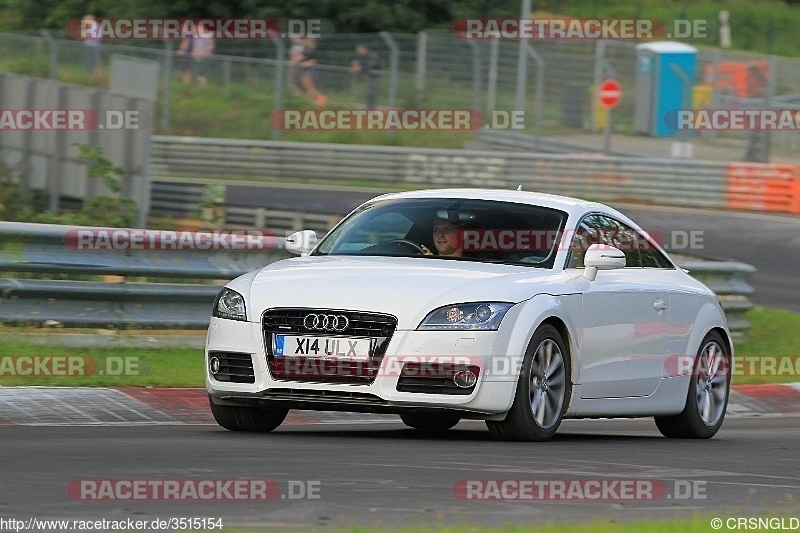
[732,306,800,384]
[0,343,203,387]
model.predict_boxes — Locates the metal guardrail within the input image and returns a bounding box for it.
[150,135,800,215]
[0,221,292,329]
[0,222,290,279]
[1,222,756,336]
[678,258,757,337]
[471,130,643,157]
[149,135,731,211]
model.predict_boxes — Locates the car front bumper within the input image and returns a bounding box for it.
[205,317,521,417]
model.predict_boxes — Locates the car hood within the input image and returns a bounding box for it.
[235,255,577,329]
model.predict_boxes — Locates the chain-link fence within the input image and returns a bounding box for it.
[4,29,800,153]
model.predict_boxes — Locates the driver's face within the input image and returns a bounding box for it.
[432,220,461,256]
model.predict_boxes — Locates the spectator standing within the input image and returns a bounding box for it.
[299,38,327,105]
[287,36,306,95]
[352,44,381,109]
[192,29,215,86]
[176,23,215,86]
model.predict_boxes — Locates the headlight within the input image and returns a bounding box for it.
[213,288,247,321]
[417,302,513,331]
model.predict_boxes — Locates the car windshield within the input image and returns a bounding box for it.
[313,198,568,268]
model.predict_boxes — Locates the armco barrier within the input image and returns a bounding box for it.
[0,221,289,329]
[148,136,800,216]
[0,222,756,335]
[149,136,731,210]
[676,257,757,337]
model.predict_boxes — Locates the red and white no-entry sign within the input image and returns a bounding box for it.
[599,79,622,108]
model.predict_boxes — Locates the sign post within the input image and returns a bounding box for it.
[599,79,622,154]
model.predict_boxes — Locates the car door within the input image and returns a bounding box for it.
[568,214,672,399]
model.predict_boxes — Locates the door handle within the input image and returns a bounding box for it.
[653,299,667,314]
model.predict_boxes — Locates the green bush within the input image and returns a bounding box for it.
[0,144,137,228]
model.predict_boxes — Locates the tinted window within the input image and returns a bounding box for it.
[614,219,673,268]
[315,198,568,269]
[568,214,672,269]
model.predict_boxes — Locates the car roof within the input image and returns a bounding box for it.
[367,188,614,218]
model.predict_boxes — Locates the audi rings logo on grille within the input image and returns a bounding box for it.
[303,313,350,332]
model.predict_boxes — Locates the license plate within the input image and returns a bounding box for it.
[274,335,372,361]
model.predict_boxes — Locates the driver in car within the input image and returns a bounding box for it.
[422,218,464,257]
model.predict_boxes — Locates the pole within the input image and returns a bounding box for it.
[271,36,285,141]
[415,31,427,106]
[161,40,172,134]
[487,39,499,112]
[468,40,481,112]
[514,0,532,112]
[380,32,399,109]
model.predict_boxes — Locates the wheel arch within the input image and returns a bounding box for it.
[513,294,581,386]
[708,326,734,358]
[538,316,573,369]
[488,293,582,417]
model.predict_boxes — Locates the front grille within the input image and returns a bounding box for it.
[209,351,255,383]
[396,362,480,395]
[263,308,397,384]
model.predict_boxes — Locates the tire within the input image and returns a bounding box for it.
[400,412,460,432]
[655,331,731,439]
[486,324,571,442]
[208,396,288,432]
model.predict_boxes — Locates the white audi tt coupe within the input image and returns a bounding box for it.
[205,189,732,441]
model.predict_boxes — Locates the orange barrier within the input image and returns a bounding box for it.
[704,60,770,98]
[726,163,800,214]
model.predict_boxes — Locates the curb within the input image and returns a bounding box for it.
[729,382,800,417]
[1,383,798,426]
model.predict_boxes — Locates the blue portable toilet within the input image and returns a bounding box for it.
[634,41,697,137]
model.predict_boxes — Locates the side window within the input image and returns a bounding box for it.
[611,220,643,267]
[568,214,618,268]
[569,215,673,269]
[614,220,673,268]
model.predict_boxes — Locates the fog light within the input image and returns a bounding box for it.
[453,370,477,388]
[209,357,221,375]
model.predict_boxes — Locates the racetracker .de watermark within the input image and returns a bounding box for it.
[64,229,283,251]
[68,18,281,40]
[453,479,707,501]
[68,18,331,40]
[666,109,800,131]
[453,18,708,40]
[272,110,533,131]
[67,479,320,500]
[0,110,148,131]
[666,355,800,378]
[415,227,703,253]
[271,109,485,131]
[0,356,142,377]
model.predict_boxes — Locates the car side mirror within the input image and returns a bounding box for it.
[285,230,317,255]
[583,244,626,281]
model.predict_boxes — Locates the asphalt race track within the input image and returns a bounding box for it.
[2,417,798,529]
